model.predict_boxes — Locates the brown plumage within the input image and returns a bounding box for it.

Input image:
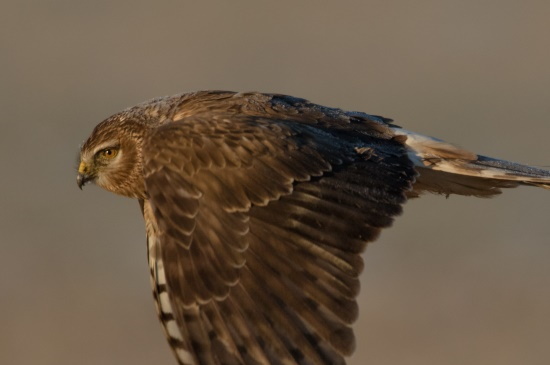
[77,91,550,365]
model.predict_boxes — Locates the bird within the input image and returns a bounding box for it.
[77,90,550,365]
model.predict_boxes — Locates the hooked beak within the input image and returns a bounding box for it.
[76,174,91,189]
[77,161,94,190]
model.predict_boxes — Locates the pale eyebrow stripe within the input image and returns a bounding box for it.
[92,140,120,154]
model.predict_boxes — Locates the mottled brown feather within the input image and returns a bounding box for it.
[80,91,417,365]
[140,110,414,363]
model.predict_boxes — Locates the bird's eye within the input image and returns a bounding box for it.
[99,148,118,159]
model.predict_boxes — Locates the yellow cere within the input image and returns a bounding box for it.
[78,162,89,174]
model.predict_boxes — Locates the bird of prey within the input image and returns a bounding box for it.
[77,91,550,365]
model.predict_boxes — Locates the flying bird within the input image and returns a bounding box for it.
[77,91,550,365]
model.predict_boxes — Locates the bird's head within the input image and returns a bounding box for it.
[77,117,148,199]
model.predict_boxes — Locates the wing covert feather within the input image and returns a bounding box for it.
[142,113,416,364]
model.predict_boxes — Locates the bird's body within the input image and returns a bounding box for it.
[77,91,550,365]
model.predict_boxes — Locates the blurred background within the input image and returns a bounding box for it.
[1,1,550,364]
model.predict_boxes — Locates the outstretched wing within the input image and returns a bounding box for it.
[142,114,416,365]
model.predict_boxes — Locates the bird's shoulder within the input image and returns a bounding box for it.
[129,90,395,136]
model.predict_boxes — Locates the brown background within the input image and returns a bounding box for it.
[1,1,550,364]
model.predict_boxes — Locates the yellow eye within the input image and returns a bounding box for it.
[100,148,118,159]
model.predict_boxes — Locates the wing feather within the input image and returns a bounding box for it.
[142,113,415,364]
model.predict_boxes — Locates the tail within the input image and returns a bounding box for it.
[391,128,550,198]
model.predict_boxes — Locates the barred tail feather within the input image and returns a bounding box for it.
[392,128,550,197]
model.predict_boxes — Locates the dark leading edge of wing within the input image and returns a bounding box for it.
[142,112,416,365]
